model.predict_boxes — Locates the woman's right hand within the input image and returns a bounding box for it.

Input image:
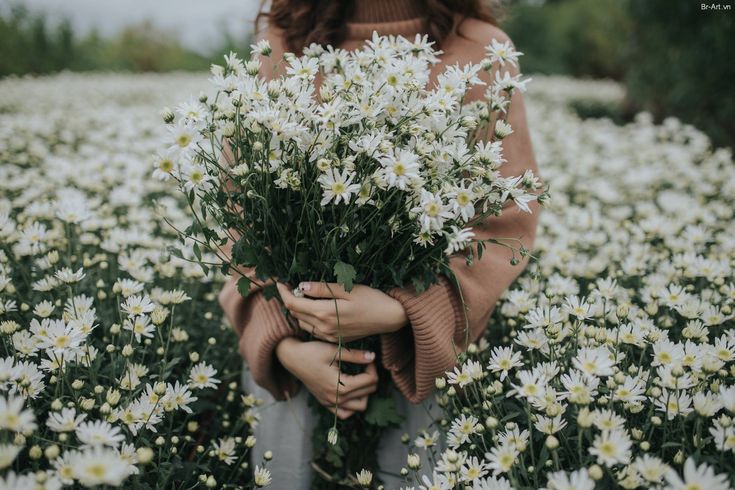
[275,338,379,419]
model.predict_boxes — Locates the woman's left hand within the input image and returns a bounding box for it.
[276,282,408,342]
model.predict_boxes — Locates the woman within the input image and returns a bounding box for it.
[218,0,540,487]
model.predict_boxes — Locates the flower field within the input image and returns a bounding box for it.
[0,71,733,489]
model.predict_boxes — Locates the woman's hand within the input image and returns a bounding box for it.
[276,282,408,343]
[275,338,379,419]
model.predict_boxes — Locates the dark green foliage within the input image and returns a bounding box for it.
[624,0,735,147]
[0,4,251,77]
[501,0,630,80]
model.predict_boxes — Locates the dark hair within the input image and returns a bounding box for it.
[256,0,500,53]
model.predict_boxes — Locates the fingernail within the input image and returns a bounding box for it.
[299,282,311,292]
[364,351,375,360]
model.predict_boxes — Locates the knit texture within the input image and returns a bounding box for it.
[218,1,540,403]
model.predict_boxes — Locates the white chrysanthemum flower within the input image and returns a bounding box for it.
[318,168,361,206]
[589,429,632,466]
[76,420,125,448]
[0,444,22,469]
[121,295,156,317]
[543,469,595,490]
[484,39,523,68]
[663,457,730,490]
[54,267,85,284]
[381,148,421,190]
[32,300,54,318]
[413,190,453,233]
[46,407,86,433]
[253,465,272,487]
[70,446,132,487]
[0,471,36,490]
[572,346,615,378]
[169,122,202,153]
[445,226,475,255]
[188,362,220,389]
[123,315,155,343]
[212,437,237,465]
[485,444,519,475]
[0,394,37,433]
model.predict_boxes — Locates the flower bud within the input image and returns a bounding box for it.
[161,108,175,124]
[154,382,167,395]
[44,444,60,460]
[137,447,155,464]
[29,445,42,459]
[588,465,603,480]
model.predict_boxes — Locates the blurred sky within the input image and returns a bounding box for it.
[12,0,261,53]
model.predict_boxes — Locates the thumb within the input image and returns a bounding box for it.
[338,347,376,364]
[299,281,350,299]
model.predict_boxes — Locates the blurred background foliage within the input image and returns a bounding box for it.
[0,4,248,75]
[0,0,733,147]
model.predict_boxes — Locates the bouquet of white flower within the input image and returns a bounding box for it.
[0,83,268,489]
[158,33,543,483]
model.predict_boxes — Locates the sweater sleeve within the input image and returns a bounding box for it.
[380,26,541,404]
[218,274,300,401]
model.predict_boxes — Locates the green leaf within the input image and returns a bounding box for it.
[364,396,403,428]
[262,283,278,300]
[333,261,356,292]
[236,277,251,298]
[192,243,202,261]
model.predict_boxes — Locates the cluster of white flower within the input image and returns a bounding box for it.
[158,34,542,296]
[398,78,735,489]
[0,73,270,488]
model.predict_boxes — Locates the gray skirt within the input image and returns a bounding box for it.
[241,362,443,489]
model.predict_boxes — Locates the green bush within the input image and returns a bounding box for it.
[625,0,735,147]
[502,0,630,80]
[0,5,250,77]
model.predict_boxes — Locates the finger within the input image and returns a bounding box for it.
[291,311,336,339]
[339,384,377,401]
[336,347,376,365]
[338,396,368,412]
[277,283,333,317]
[298,281,351,300]
[298,320,338,343]
[325,404,355,420]
[341,363,379,393]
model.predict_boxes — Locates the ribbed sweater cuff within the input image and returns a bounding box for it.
[382,276,466,403]
[237,293,299,401]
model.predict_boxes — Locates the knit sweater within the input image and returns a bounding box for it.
[218,0,540,404]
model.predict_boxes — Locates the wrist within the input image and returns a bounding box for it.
[384,297,408,334]
[275,337,300,373]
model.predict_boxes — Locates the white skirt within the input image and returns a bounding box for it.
[241,362,443,489]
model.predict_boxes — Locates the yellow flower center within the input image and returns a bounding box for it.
[54,335,70,348]
[176,134,191,147]
[425,202,440,217]
[159,159,174,172]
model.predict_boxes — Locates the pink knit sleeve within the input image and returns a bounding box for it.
[218,274,299,401]
[380,25,541,404]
